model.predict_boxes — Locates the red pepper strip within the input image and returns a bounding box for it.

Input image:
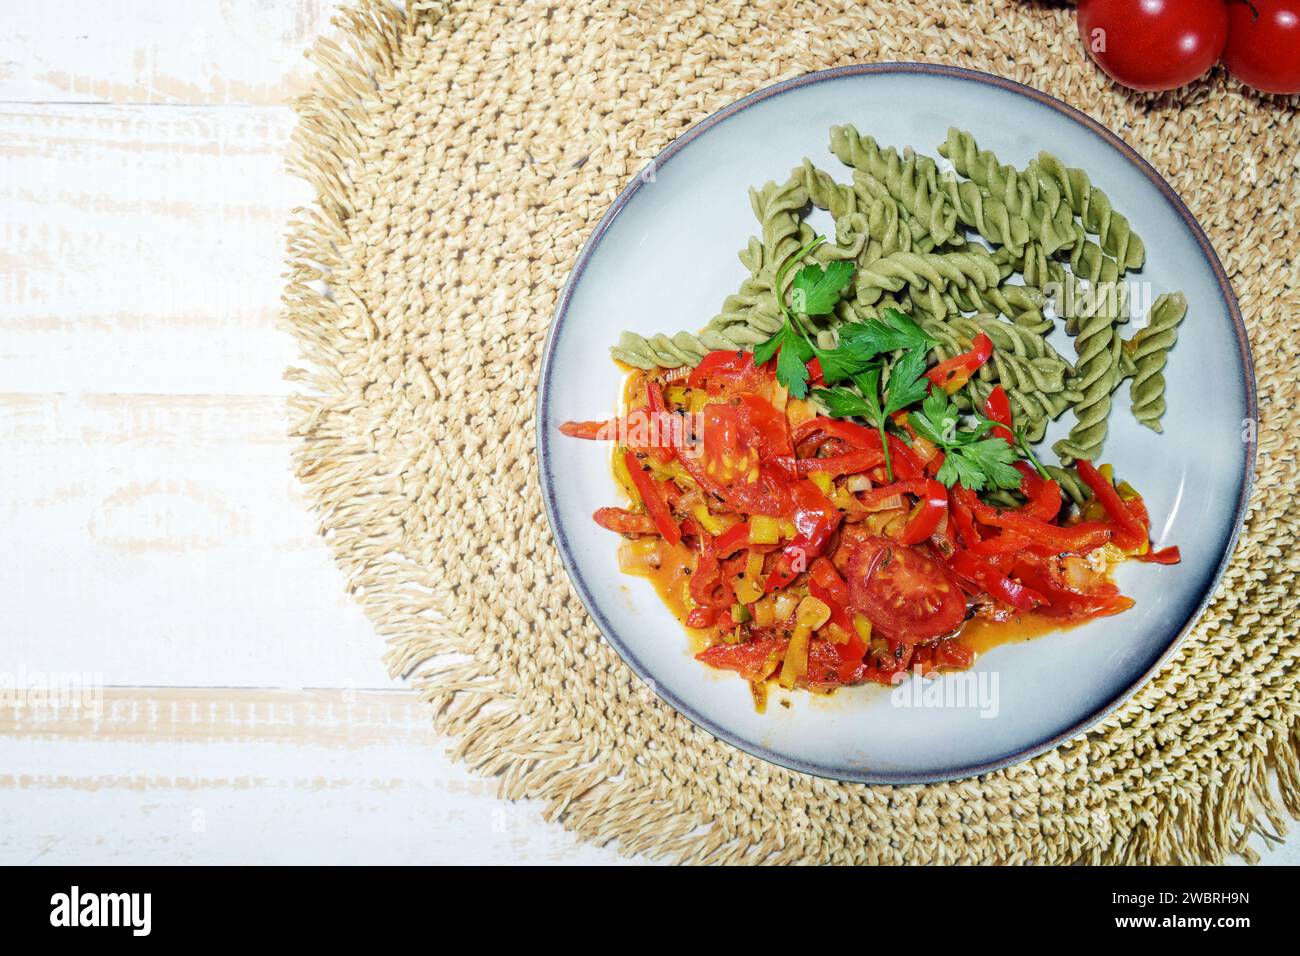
[981,385,1015,444]
[809,559,872,676]
[642,382,676,465]
[623,450,681,546]
[713,522,750,558]
[560,410,675,449]
[948,486,980,548]
[896,479,950,545]
[685,607,719,628]
[1075,460,1148,550]
[791,417,880,453]
[808,577,869,671]
[1138,544,1182,565]
[809,558,850,606]
[1010,555,1135,620]
[970,531,1034,557]
[772,447,888,478]
[687,350,750,390]
[806,357,824,386]
[592,507,657,535]
[925,333,994,393]
[685,520,733,610]
[763,481,842,593]
[696,638,787,682]
[951,485,1113,554]
[1014,463,1063,522]
[948,548,1046,611]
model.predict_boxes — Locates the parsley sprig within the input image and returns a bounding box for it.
[907,389,1023,491]
[813,347,930,481]
[752,236,852,399]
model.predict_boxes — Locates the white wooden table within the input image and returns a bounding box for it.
[0,2,1290,866]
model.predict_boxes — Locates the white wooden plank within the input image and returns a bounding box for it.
[0,0,337,105]
[1,104,307,395]
[0,689,640,865]
[0,393,395,687]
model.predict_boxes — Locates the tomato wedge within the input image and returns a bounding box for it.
[840,534,966,644]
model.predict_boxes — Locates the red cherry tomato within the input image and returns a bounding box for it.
[1077,0,1229,92]
[840,535,966,645]
[1223,0,1300,94]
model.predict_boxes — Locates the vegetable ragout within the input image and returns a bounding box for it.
[561,334,1179,707]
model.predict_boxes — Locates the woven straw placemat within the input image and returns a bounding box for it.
[284,0,1299,863]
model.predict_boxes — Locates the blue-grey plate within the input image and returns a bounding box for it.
[537,64,1255,784]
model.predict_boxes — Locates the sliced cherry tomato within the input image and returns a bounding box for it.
[700,404,757,486]
[737,392,793,459]
[623,450,681,546]
[840,535,966,644]
[696,638,787,682]
[981,385,1014,444]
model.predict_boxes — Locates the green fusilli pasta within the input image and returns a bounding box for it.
[939,128,1075,255]
[829,125,959,247]
[1125,292,1187,432]
[1037,151,1146,273]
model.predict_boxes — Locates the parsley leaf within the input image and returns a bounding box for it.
[883,347,931,414]
[838,308,935,360]
[752,327,784,367]
[958,438,1023,490]
[812,385,875,419]
[790,260,854,317]
[776,335,812,399]
[908,392,1023,491]
[753,235,855,397]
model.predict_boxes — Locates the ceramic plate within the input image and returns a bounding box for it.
[537,64,1255,783]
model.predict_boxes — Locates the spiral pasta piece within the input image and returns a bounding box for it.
[1052,304,1124,464]
[1125,292,1186,432]
[855,249,1001,306]
[795,159,858,219]
[830,125,959,247]
[1045,465,1090,506]
[939,129,1074,255]
[1037,151,1146,273]
[936,177,1031,257]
